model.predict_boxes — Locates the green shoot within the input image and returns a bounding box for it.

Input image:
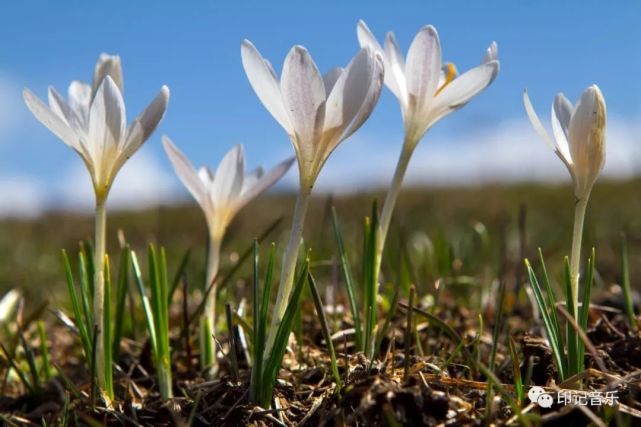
[621,234,637,330]
[331,207,362,350]
[112,246,131,360]
[507,335,523,405]
[308,271,342,392]
[250,240,309,408]
[102,255,114,399]
[37,321,52,381]
[525,248,595,382]
[131,246,173,399]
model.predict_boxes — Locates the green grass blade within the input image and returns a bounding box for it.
[331,207,362,350]
[37,321,52,381]
[577,249,595,372]
[112,246,131,360]
[77,251,94,337]
[131,250,158,352]
[250,241,262,402]
[537,249,563,354]
[0,343,33,394]
[80,241,95,299]
[399,302,475,367]
[620,235,637,330]
[102,255,114,399]
[507,335,523,405]
[308,271,342,392]
[489,280,506,371]
[563,256,578,377]
[61,250,91,361]
[525,259,566,380]
[363,201,379,359]
[260,260,309,407]
[18,328,40,391]
[252,242,276,402]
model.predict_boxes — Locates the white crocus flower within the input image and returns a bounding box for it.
[523,85,606,201]
[241,40,384,356]
[357,20,499,144]
[356,21,499,340]
[23,55,169,200]
[163,136,293,373]
[22,53,169,398]
[523,85,606,317]
[241,40,384,191]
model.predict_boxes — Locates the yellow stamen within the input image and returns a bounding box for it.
[434,63,457,96]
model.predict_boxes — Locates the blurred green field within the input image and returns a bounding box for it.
[3,178,641,305]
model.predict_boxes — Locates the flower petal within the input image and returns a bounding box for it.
[162,135,207,206]
[428,60,499,126]
[340,49,385,140]
[87,76,126,185]
[118,85,170,171]
[551,93,573,160]
[241,40,293,134]
[67,81,91,128]
[238,156,295,208]
[281,45,327,147]
[92,53,123,94]
[241,166,265,193]
[356,20,384,55]
[384,31,408,107]
[568,85,607,178]
[323,68,343,94]
[483,42,498,63]
[47,87,73,124]
[523,90,556,150]
[23,88,81,151]
[211,144,245,208]
[405,25,441,112]
[132,85,169,143]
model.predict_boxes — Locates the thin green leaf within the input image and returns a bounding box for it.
[131,251,158,352]
[61,250,91,361]
[37,321,52,381]
[308,271,342,392]
[507,335,523,405]
[563,256,578,377]
[102,255,114,399]
[260,260,309,407]
[331,207,362,350]
[537,249,563,355]
[525,258,566,380]
[112,246,131,360]
[621,236,637,330]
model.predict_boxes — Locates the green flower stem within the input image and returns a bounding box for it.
[93,196,108,395]
[200,233,221,376]
[204,234,222,327]
[379,136,416,251]
[570,197,589,320]
[374,136,417,290]
[264,188,311,357]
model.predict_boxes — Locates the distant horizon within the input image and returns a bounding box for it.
[1,1,640,216]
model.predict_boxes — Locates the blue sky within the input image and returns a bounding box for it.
[0,1,640,214]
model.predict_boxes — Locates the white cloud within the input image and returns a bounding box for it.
[314,115,641,191]
[0,114,637,217]
[0,176,47,217]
